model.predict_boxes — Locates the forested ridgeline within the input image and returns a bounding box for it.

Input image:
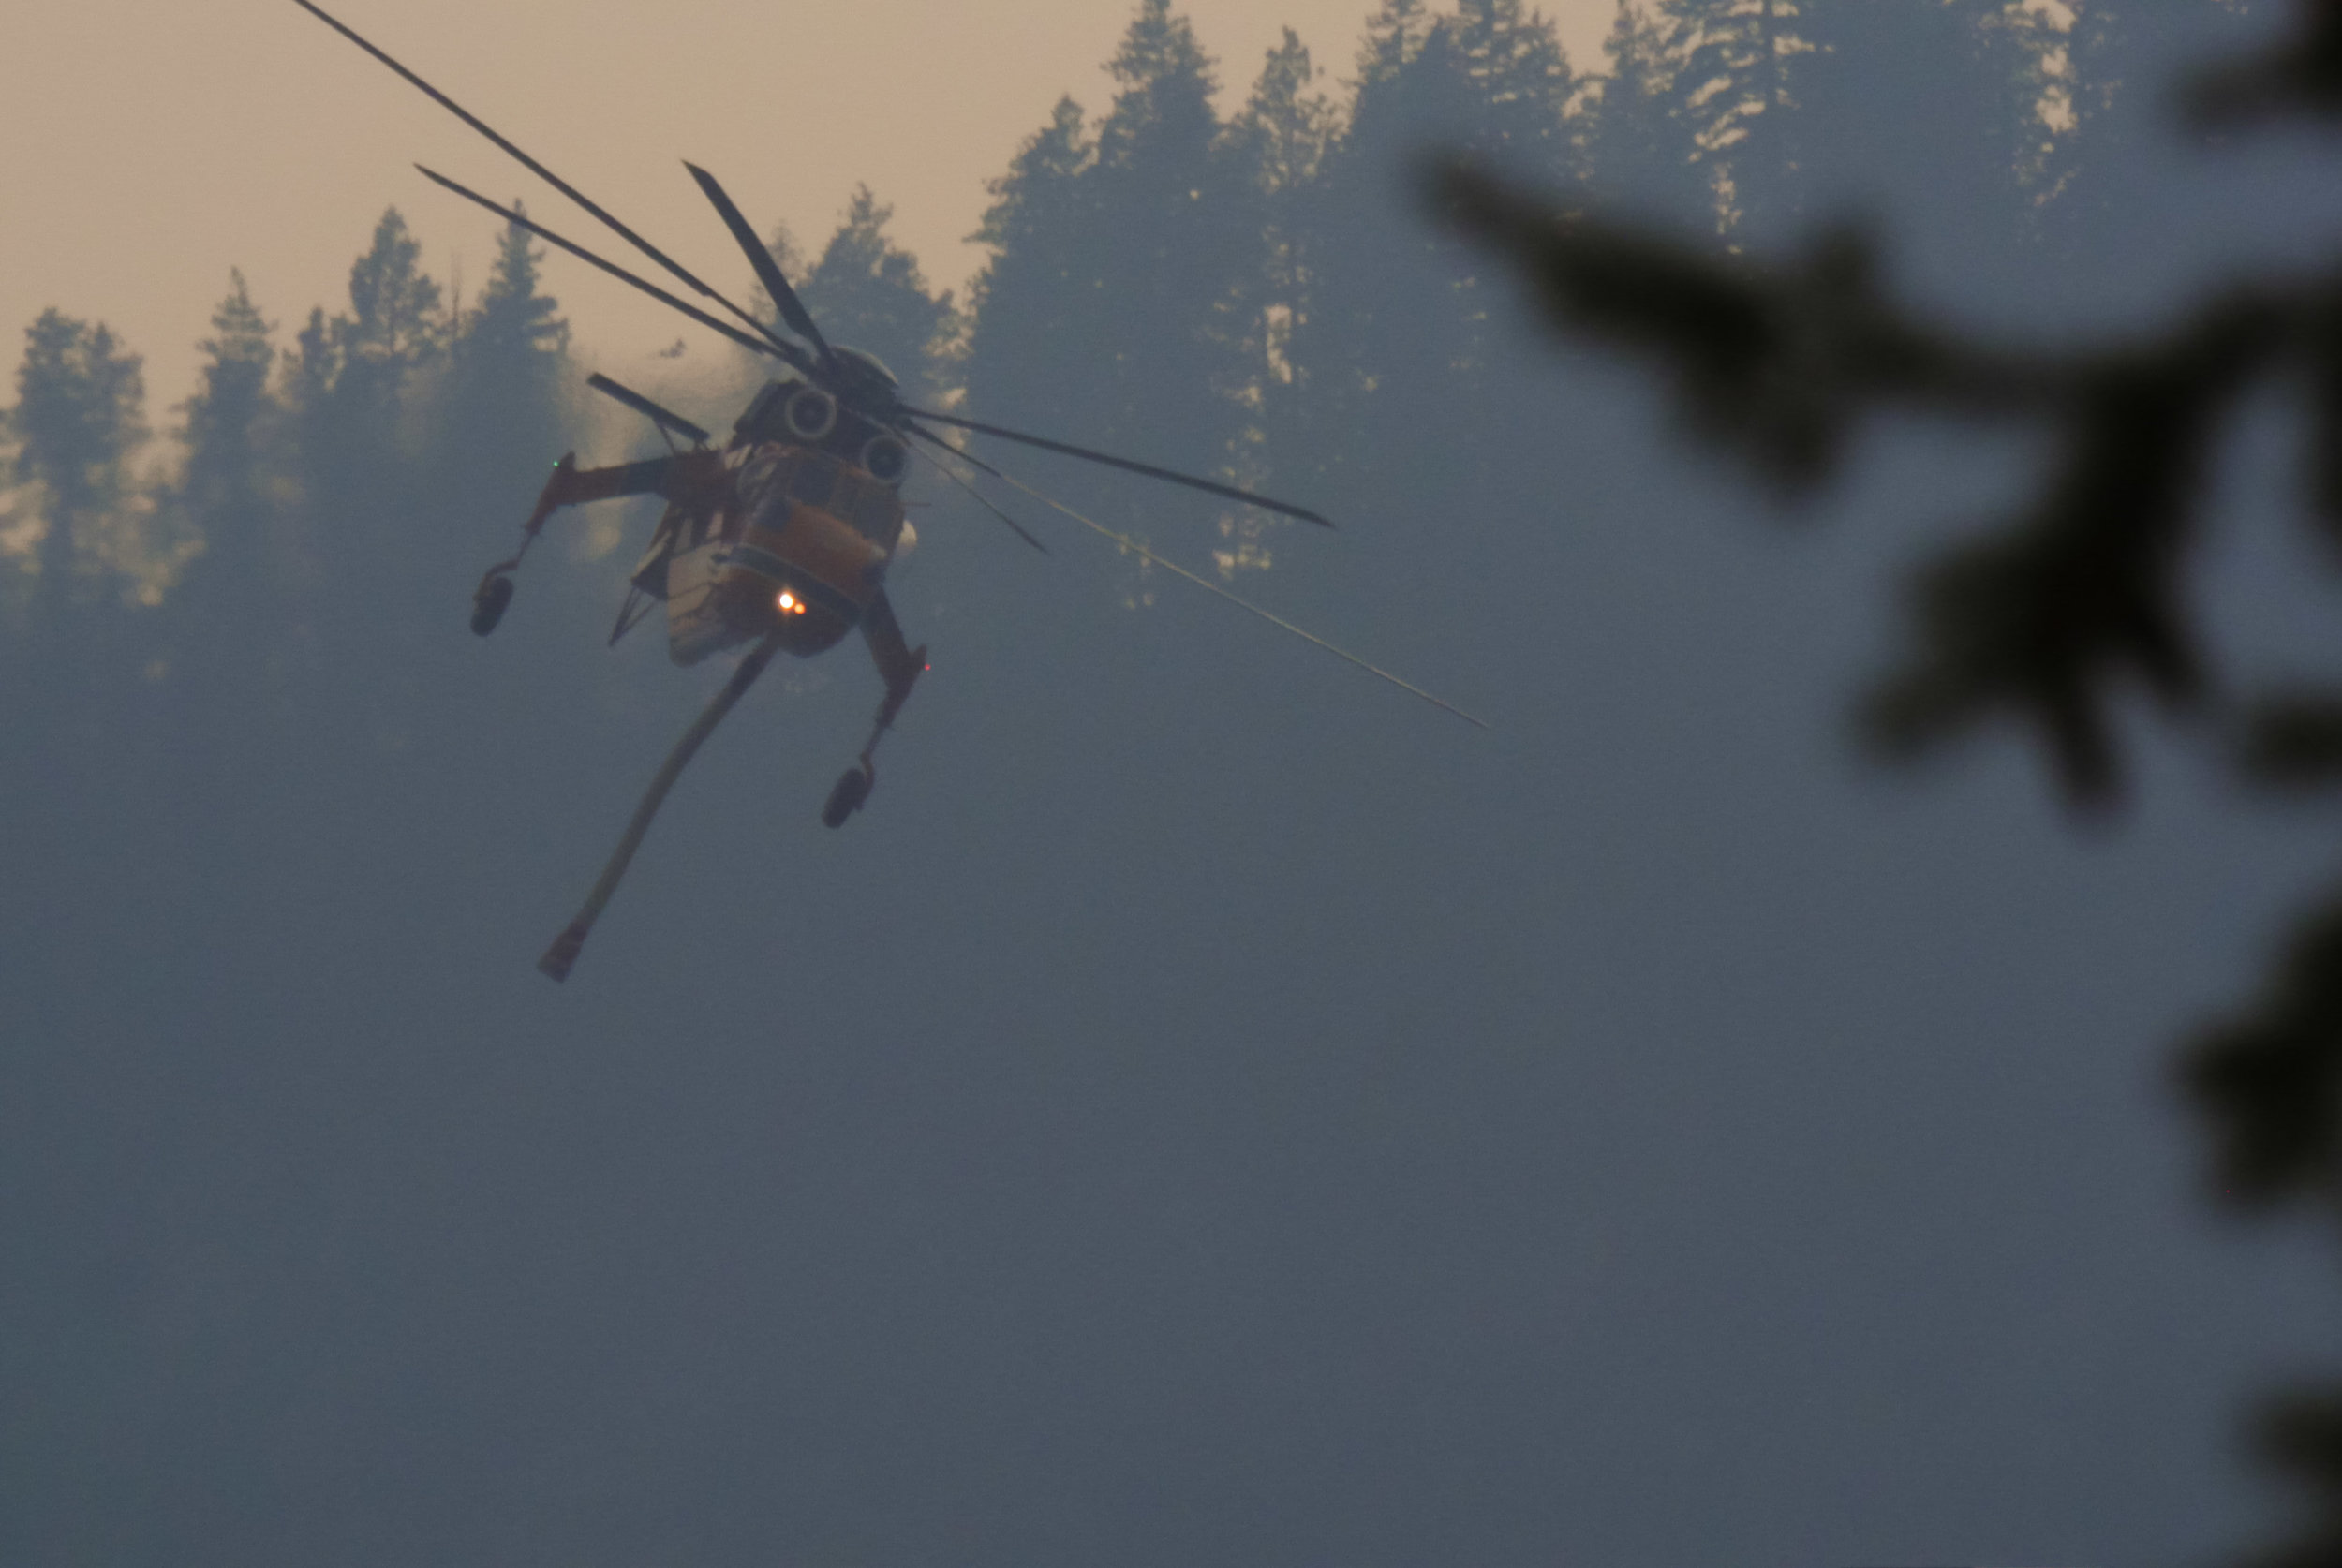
[1,0,2194,686]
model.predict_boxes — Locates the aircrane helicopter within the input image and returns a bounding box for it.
[292,0,1485,982]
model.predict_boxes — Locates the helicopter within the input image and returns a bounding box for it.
[292,0,1485,982]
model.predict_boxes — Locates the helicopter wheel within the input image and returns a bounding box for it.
[822,762,874,829]
[471,570,516,637]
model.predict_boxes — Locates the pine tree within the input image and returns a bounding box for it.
[1230,29,1336,211]
[459,215,568,379]
[180,272,278,531]
[172,272,284,643]
[10,309,151,610]
[280,208,450,683]
[1787,0,2053,282]
[1098,0,1219,159]
[1448,0,1580,183]
[0,410,26,616]
[283,307,337,422]
[964,96,1101,437]
[1355,0,1438,94]
[1656,0,1801,233]
[2039,0,2269,306]
[1293,2,1469,477]
[1224,29,1338,488]
[439,213,571,562]
[1582,0,1713,225]
[1291,3,1523,495]
[804,186,957,406]
[1337,1,1483,174]
[763,222,808,282]
[287,208,446,525]
[334,207,444,422]
[1079,0,1250,478]
[446,215,568,458]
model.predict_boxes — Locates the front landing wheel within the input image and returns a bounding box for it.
[822,762,874,829]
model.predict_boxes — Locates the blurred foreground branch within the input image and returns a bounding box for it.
[1443,4,2342,1562]
[1437,166,2324,808]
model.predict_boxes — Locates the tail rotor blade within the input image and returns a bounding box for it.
[900,407,1334,527]
[684,162,834,365]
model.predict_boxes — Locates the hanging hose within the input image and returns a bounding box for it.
[538,632,783,982]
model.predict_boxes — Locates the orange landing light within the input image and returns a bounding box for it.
[776,590,806,615]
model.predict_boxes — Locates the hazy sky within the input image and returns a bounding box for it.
[9,9,2336,1564]
[3,0,1617,420]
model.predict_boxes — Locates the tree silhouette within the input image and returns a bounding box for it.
[1448,0,1580,181]
[9,309,154,614]
[1291,0,1579,499]
[803,186,959,407]
[283,208,444,534]
[1792,0,2056,277]
[1223,27,1338,497]
[456,214,568,382]
[333,206,446,429]
[174,273,285,653]
[1082,0,1251,481]
[1657,0,1800,229]
[964,95,1102,441]
[180,274,277,525]
[1581,0,1712,226]
[281,208,449,661]
[442,212,571,510]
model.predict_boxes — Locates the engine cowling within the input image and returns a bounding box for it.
[861,433,909,486]
[783,385,837,442]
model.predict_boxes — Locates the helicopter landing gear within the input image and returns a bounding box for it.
[823,590,926,830]
[467,451,587,637]
[822,762,874,828]
[470,569,516,636]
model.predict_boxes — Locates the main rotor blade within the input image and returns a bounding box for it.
[416,167,798,365]
[903,428,1048,554]
[292,0,804,362]
[900,409,1334,527]
[683,162,834,366]
[968,456,1488,729]
[904,419,1011,481]
[586,373,710,446]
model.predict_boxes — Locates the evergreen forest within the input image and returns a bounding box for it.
[5,4,2332,1566]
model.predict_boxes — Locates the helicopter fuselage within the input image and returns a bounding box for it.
[646,439,907,666]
